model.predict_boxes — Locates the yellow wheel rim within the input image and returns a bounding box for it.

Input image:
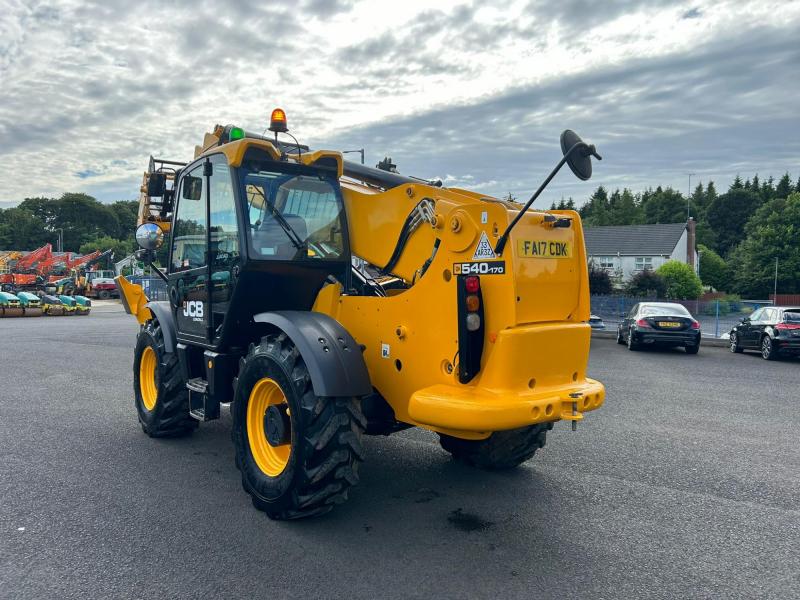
[247,377,291,477]
[139,346,158,411]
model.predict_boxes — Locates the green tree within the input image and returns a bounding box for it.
[730,175,744,190]
[697,244,729,291]
[108,200,139,240]
[79,235,133,264]
[731,193,800,297]
[588,262,613,295]
[0,208,52,250]
[656,260,703,299]
[579,186,611,226]
[641,186,686,224]
[706,188,762,256]
[626,270,667,297]
[775,173,793,199]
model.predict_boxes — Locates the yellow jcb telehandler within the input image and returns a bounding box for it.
[117,109,605,519]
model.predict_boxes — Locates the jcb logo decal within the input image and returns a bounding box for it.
[183,300,204,321]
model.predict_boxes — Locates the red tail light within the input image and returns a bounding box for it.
[465,276,480,293]
[691,320,701,330]
[636,318,651,328]
[776,323,800,330]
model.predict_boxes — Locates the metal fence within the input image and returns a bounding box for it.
[128,276,168,302]
[590,295,773,338]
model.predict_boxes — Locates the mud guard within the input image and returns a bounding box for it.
[145,301,176,354]
[253,311,371,398]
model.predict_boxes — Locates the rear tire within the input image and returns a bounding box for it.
[729,332,743,353]
[133,320,197,437]
[761,335,777,360]
[685,343,700,354]
[627,328,638,351]
[232,333,366,520]
[98,290,111,299]
[439,423,553,470]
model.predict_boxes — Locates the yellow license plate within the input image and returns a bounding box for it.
[517,240,572,258]
[658,322,681,328]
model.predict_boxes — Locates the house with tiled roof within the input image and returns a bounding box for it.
[583,219,698,282]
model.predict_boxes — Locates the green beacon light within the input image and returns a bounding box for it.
[229,126,245,141]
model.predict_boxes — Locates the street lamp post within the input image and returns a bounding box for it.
[687,173,695,220]
[56,228,63,253]
[342,149,365,165]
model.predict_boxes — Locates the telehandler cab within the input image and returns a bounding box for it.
[117,109,605,519]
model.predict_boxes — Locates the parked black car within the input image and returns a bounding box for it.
[616,302,701,354]
[729,306,800,360]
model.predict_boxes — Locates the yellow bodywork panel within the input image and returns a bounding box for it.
[115,275,151,325]
[316,177,603,439]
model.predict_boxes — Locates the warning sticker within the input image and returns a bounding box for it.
[472,231,496,260]
[381,343,390,358]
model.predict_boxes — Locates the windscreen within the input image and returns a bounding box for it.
[641,304,691,316]
[243,171,345,261]
[784,310,800,323]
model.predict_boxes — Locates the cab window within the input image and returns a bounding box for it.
[243,170,345,261]
[171,165,207,272]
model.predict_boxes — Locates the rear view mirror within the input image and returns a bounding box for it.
[135,222,165,250]
[183,175,203,200]
[560,130,602,181]
[147,173,167,197]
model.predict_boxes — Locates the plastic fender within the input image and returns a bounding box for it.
[253,311,372,398]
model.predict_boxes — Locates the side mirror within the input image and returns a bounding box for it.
[560,130,602,181]
[147,173,167,197]
[135,223,165,251]
[183,175,203,200]
[741,317,750,324]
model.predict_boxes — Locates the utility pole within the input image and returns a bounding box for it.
[56,228,63,253]
[773,257,778,304]
[687,173,695,220]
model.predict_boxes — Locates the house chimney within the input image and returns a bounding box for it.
[687,217,696,270]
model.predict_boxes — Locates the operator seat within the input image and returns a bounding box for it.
[252,214,308,259]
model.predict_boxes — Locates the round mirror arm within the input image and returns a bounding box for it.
[495,141,599,256]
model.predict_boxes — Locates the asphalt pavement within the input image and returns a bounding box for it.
[1,309,798,599]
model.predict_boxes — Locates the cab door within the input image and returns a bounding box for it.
[169,161,210,343]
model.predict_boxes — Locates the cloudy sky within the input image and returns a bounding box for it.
[1,0,799,208]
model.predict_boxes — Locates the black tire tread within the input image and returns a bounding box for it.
[135,320,196,438]
[235,333,365,520]
[439,422,553,470]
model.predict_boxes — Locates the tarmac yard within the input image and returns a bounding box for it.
[1,308,798,599]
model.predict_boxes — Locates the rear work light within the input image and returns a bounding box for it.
[636,318,651,328]
[456,275,484,383]
[691,320,701,330]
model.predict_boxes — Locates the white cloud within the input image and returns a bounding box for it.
[0,0,798,205]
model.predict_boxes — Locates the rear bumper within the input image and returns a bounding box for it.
[408,321,604,433]
[635,330,700,345]
[409,378,605,433]
[775,338,800,352]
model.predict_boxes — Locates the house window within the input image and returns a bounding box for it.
[596,256,615,270]
[635,256,653,271]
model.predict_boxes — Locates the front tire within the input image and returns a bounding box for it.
[761,335,777,360]
[232,333,366,520]
[133,320,197,437]
[439,423,553,470]
[730,332,743,353]
[616,327,625,344]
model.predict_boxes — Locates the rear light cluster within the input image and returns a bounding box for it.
[635,318,651,328]
[457,275,485,383]
[465,276,481,331]
[691,320,701,330]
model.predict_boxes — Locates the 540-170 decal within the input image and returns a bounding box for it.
[453,261,506,275]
